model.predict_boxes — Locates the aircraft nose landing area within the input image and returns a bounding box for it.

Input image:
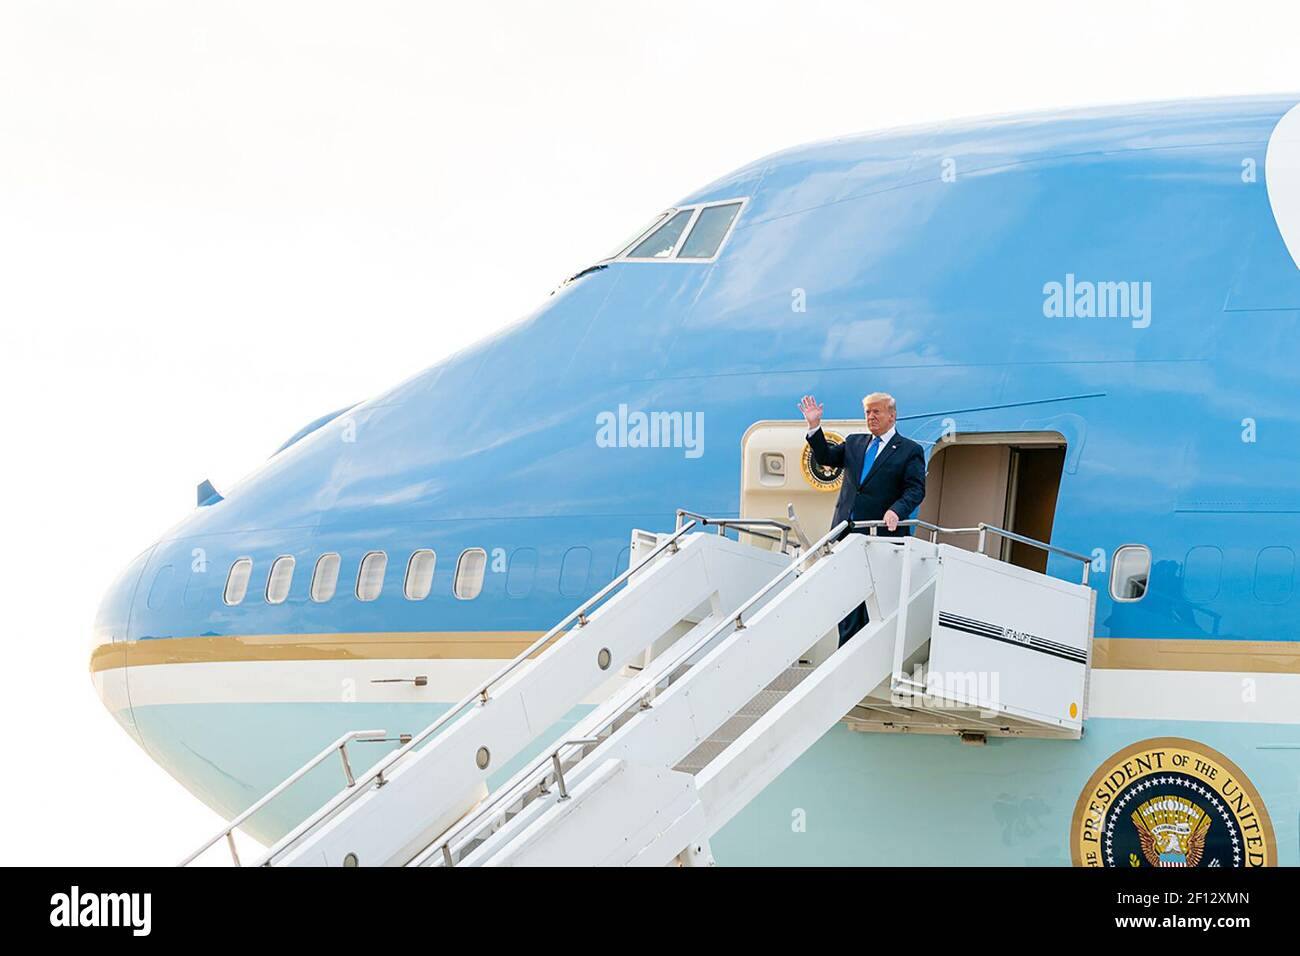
[89,547,157,748]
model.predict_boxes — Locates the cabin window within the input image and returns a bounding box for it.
[266,555,295,604]
[1253,546,1295,605]
[356,551,388,602]
[678,201,743,259]
[1182,546,1222,604]
[560,546,592,598]
[612,545,631,582]
[506,547,538,599]
[223,558,253,606]
[454,548,487,600]
[311,553,341,603]
[1110,545,1150,602]
[404,549,437,601]
[625,209,695,259]
[183,568,207,609]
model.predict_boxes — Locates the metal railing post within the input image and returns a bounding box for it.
[339,742,356,788]
[551,753,569,800]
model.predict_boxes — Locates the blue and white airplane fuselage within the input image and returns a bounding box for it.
[93,95,1300,866]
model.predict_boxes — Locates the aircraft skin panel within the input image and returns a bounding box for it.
[90,94,1300,865]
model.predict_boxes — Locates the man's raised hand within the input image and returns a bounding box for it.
[798,395,823,431]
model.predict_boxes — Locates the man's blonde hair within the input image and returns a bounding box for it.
[862,392,897,414]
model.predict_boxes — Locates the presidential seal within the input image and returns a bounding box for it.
[1070,737,1275,867]
[800,429,845,492]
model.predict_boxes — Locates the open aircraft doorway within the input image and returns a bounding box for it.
[919,433,1067,574]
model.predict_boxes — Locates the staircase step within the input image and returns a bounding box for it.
[672,664,816,774]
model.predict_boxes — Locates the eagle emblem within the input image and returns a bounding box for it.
[1070,737,1276,867]
[799,429,845,492]
[1131,795,1211,867]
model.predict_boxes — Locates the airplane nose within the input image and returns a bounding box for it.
[90,547,154,743]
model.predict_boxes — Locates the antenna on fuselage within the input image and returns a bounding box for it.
[197,479,223,507]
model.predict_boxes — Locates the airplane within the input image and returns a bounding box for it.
[92,93,1300,866]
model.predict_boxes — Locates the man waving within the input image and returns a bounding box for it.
[798,391,927,646]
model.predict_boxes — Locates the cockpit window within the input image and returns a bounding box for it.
[625,209,695,259]
[678,202,743,259]
[607,211,670,259]
[609,198,747,263]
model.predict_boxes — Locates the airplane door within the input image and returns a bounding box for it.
[918,432,1067,571]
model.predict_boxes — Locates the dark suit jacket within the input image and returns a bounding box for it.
[806,426,927,537]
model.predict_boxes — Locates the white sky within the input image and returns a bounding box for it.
[1,1,1295,865]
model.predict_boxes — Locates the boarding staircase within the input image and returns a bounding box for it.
[181,510,1094,868]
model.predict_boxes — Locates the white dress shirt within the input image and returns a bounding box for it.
[865,425,896,453]
[807,424,896,452]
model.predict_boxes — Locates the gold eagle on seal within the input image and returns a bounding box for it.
[1131,795,1211,867]
[799,429,846,492]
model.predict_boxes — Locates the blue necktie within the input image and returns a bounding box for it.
[860,436,881,483]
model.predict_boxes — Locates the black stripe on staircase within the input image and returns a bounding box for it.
[937,611,1086,665]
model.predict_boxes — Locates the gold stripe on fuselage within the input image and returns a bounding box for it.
[1090,638,1300,674]
[89,633,1300,675]
[89,631,555,674]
